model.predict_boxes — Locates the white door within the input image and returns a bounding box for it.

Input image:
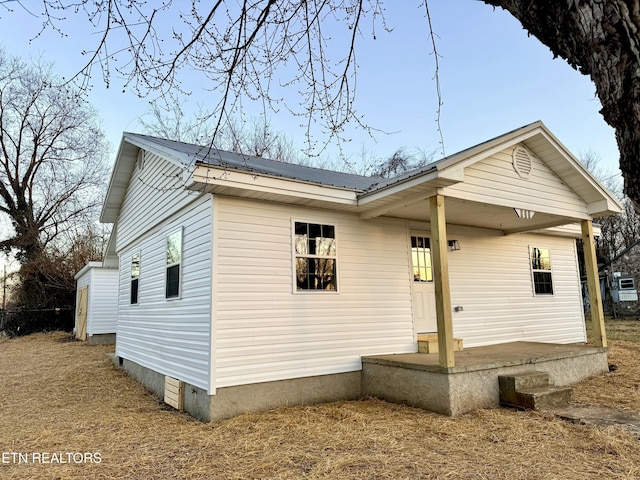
[410,235,437,333]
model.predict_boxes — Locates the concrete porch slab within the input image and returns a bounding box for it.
[362,342,608,416]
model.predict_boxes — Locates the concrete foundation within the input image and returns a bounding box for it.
[362,342,608,416]
[113,341,608,421]
[116,356,361,422]
[88,333,116,346]
[208,372,362,422]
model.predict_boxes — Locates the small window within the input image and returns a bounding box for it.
[131,253,140,304]
[411,236,433,282]
[294,222,337,291]
[530,247,553,295]
[166,229,182,299]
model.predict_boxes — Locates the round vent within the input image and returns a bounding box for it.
[512,145,533,179]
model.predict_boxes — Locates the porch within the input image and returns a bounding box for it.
[361,341,608,416]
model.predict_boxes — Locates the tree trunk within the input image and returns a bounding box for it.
[482,0,640,208]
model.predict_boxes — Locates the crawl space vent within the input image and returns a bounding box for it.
[512,146,533,179]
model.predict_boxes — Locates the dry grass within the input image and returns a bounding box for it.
[574,321,640,412]
[1,328,640,479]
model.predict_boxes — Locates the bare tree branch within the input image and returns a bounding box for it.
[0,48,109,263]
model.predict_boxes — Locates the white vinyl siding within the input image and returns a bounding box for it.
[444,227,585,347]
[75,266,119,335]
[116,195,213,391]
[443,146,588,218]
[116,151,197,252]
[213,197,414,389]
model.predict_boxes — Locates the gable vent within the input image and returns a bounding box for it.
[512,146,533,179]
[137,149,145,171]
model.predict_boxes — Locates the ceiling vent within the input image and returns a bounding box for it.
[512,145,533,179]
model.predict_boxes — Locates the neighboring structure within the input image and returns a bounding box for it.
[74,261,119,345]
[100,121,621,421]
[597,239,640,318]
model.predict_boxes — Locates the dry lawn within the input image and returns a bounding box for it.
[0,324,639,479]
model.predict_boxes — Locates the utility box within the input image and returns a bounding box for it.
[611,273,639,303]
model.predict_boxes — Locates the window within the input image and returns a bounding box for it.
[411,236,433,282]
[294,222,337,291]
[130,253,140,304]
[530,247,553,295]
[166,229,182,298]
[619,278,635,290]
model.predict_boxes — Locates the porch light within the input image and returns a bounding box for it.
[514,208,535,219]
[448,239,460,251]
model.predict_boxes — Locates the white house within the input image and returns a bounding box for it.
[101,121,621,421]
[74,261,119,345]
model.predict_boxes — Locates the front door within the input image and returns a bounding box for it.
[410,235,437,333]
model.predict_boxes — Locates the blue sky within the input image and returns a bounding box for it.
[0,1,622,180]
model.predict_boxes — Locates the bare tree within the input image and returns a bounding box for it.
[138,96,216,146]
[368,147,435,179]
[11,1,640,205]
[0,49,109,263]
[578,149,640,266]
[139,97,306,163]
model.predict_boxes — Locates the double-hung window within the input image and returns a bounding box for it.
[130,253,140,304]
[166,229,182,299]
[294,222,337,291]
[530,246,553,295]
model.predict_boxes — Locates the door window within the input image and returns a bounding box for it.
[411,236,433,282]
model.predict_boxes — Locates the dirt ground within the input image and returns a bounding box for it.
[1,322,640,479]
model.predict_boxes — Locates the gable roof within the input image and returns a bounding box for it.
[101,121,622,231]
[358,121,620,216]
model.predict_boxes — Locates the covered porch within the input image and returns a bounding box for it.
[356,123,620,368]
[362,341,608,416]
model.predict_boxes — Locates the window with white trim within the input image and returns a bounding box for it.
[530,246,553,295]
[131,252,140,304]
[166,229,182,299]
[294,222,337,291]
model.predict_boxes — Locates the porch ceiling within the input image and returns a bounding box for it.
[378,196,579,234]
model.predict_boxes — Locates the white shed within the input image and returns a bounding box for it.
[74,261,119,345]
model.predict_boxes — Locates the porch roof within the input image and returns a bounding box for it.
[357,121,622,233]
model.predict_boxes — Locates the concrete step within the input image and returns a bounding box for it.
[417,334,463,354]
[499,371,572,410]
[511,385,573,410]
[499,370,550,394]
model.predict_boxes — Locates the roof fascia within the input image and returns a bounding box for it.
[74,261,103,280]
[533,128,623,214]
[186,164,359,205]
[122,133,192,169]
[100,136,133,223]
[357,169,462,207]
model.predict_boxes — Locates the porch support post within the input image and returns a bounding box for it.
[581,219,607,348]
[430,194,455,367]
